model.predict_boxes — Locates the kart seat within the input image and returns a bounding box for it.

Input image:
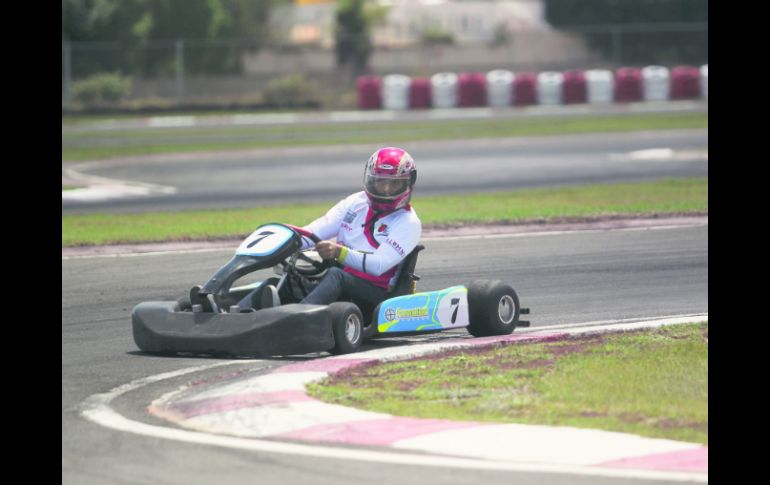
[389,244,425,297]
[351,245,425,329]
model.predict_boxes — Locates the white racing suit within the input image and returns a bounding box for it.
[300,191,422,306]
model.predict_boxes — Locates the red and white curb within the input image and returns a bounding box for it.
[139,315,707,481]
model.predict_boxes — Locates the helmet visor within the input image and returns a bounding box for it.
[364,174,409,199]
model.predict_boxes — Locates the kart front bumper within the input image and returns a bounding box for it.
[131,302,335,357]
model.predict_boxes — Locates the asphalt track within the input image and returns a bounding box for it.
[62,222,707,485]
[62,129,707,214]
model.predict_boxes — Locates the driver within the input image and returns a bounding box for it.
[264,147,422,311]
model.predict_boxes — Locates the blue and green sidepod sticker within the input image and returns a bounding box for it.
[377,285,469,333]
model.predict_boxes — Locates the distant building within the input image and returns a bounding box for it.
[374,0,549,47]
[271,0,552,48]
[248,0,593,77]
[270,0,335,47]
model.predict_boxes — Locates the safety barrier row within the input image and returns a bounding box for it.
[357,65,708,110]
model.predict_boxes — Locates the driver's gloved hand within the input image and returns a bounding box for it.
[315,240,343,260]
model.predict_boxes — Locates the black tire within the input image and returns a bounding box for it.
[328,302,364,355]
[466,280,520,337]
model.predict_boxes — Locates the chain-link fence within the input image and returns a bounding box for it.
[62,22,707,111]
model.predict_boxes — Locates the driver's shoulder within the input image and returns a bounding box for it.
[385,208,422,236]
[346,191,368,203]
[397,206,422,225]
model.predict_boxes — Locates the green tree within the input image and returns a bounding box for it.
[335,0,372,79]
[544,0,708,25]
[62,0,120,42]
[62,0,287,77]
[543,0,708,65]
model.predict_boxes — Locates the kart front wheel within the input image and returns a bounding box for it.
[466,280,520,337]
[329,302,364,355]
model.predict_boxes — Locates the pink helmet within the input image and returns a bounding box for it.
[363,147,417,212]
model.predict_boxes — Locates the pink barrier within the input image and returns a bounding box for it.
[513,72,537,106]
[562,70,587,104]
[362,66,704,110]
[670,65,701,99]
[409,78,431,109]
[356,76,382,110]
[614,67,643,102]
[458,72,487,107]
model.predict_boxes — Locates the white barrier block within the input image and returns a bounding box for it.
[642,65,671,102]
[585,69,614,104]
[537,71,564,105]
[431,72,459,109]
[486,69,514,107]
[383,74,411,111]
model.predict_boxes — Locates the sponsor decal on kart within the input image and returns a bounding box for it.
[378,285,469,333]
[236,224,295,257]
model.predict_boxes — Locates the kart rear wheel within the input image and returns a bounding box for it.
[466,280,520,337]
[329,302,364,355]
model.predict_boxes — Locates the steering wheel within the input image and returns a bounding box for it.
[285,225,336,277]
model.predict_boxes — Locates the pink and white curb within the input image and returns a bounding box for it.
[148,316,707,478]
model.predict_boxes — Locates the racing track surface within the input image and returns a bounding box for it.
[62,223,707,485]
[62,129,707,214]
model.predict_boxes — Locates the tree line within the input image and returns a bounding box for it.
[63,0,708,78]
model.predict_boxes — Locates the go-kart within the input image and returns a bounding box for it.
[131,223,530,357]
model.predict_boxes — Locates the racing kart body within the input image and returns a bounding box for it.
[131,223,530,357]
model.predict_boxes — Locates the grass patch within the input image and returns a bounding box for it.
[416,178,707,225]
[61,178,707,246]
[62,204,326,246]
[61,112,707,162]
[308,322,708,444]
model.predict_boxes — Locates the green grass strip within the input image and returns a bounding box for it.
[62,177,707,246]
[307,322,708,445]
[62,112,707,162]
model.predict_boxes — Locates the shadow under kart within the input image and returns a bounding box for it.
[131,223,530,357]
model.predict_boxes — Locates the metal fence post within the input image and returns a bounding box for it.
[63,41,72,104]
[175,39,185,102]
[611,26,622,65]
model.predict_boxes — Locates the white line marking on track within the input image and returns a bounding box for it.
[148,116,196,128]
[608,148,708,162]
[62,167,177,202]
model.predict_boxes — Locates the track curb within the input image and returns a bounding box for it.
[147,315,708,480]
